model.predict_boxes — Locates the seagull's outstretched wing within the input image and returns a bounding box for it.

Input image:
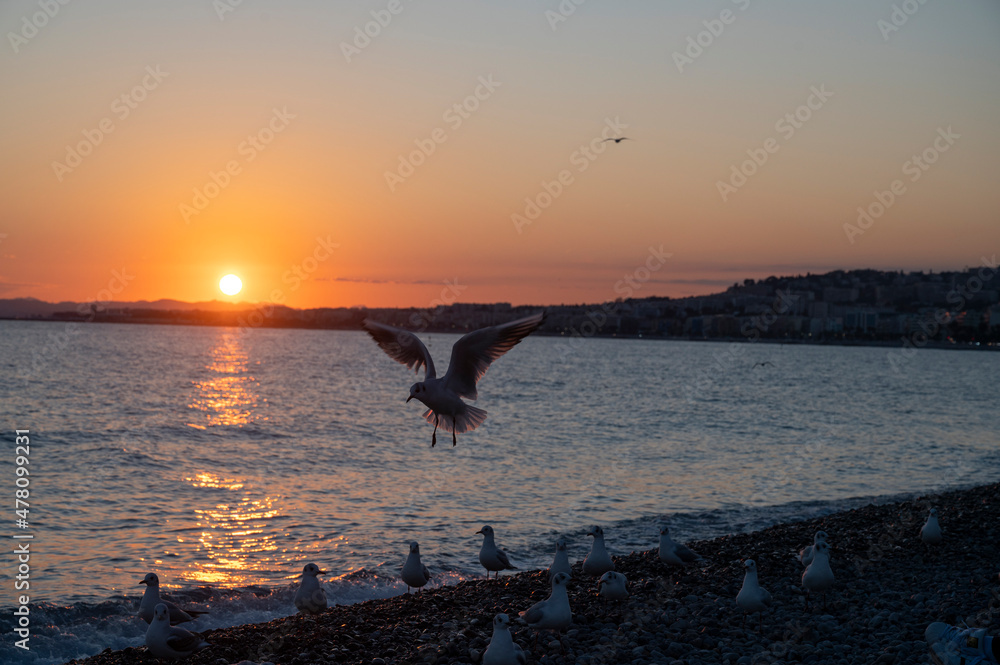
[362,320,437,379]
[442,312,544,400]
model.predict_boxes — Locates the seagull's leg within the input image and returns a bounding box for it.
[452,415,457,446]
[431,414,438,447]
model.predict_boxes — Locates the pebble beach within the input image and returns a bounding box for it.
[64,482,1000,665]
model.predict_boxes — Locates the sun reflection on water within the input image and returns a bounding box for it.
[182,472,284,586]
[187,331,265,428]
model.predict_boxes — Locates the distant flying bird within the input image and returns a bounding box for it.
[293,563,327,614]
[145,604,210,660]
[362,312,545,446]
[602,137,631,143]
[138,573,208,625]
[752,362,774,369]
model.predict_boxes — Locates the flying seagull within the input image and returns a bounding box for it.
[752,362,774,369]
[602,137,631,143]
[362,312,545,446]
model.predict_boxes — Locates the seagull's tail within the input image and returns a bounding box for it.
[423,406,488,434]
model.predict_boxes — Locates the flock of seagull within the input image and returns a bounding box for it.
[134,509,943,661]
[135,312,946,661]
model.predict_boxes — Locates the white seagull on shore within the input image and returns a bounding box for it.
[583,525,615,576]
[476,525,517,578]
[145,603,210,660]
[598,571,629,602]
[801,541,834,609]
[548,538,572,579]
[401,541,432,593]
[138,573,208,625]
[294,563,328,614]
[921,508,942,545]
[798,531,828,567]
[519,571,572,634]
[736,559,771,631]
[659,526,701,566]
[483,613,526,665]
[362,312,545,447]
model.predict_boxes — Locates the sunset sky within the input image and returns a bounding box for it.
[2,0,998,309]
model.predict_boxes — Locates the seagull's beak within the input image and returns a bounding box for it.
[406,395,413,402]
[138,580,147,585]
[318,570,327,575]
[475,529,484,535]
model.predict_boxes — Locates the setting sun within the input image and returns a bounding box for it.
[219,274,242,296]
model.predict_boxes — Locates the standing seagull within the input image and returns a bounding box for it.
[921,508,942,545]
[801,541,834,609]
[597,571,629,602]
[798,531,828,567]
[145,604,210,660]
[138,573,208,625]
[476,525,517,578]
[362,312,545,446]
[601,137,632,143]
[583,525,614,576]
[483,613,526,665]
[659,526,701,566]
[401,541,432,593]
[548,538,572,579]
[736,559,771,631]
[519,572,572,636]
[293,563,328,614]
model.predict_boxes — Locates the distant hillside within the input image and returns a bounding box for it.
[0,298,249,318]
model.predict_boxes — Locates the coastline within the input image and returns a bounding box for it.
[2,316,996,353]
[65,482,1000,665]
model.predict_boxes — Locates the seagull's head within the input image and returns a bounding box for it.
[493,613,511,629]
[744,559,757,571]
[659,525,670,537]
[815,530,828,543]
[552,572,570,588]
[476,525,494,537]
[587,525,603,539]
[555,538,567,551]
[814,542,829,555]
[139,572,159,587]
[153,603,169,623]
[409,541,420,554]
[928,508,938,517]
[301,563,326,577]
[406,382,426,403]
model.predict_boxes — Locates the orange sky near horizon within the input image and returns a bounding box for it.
[1,1,999,309]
